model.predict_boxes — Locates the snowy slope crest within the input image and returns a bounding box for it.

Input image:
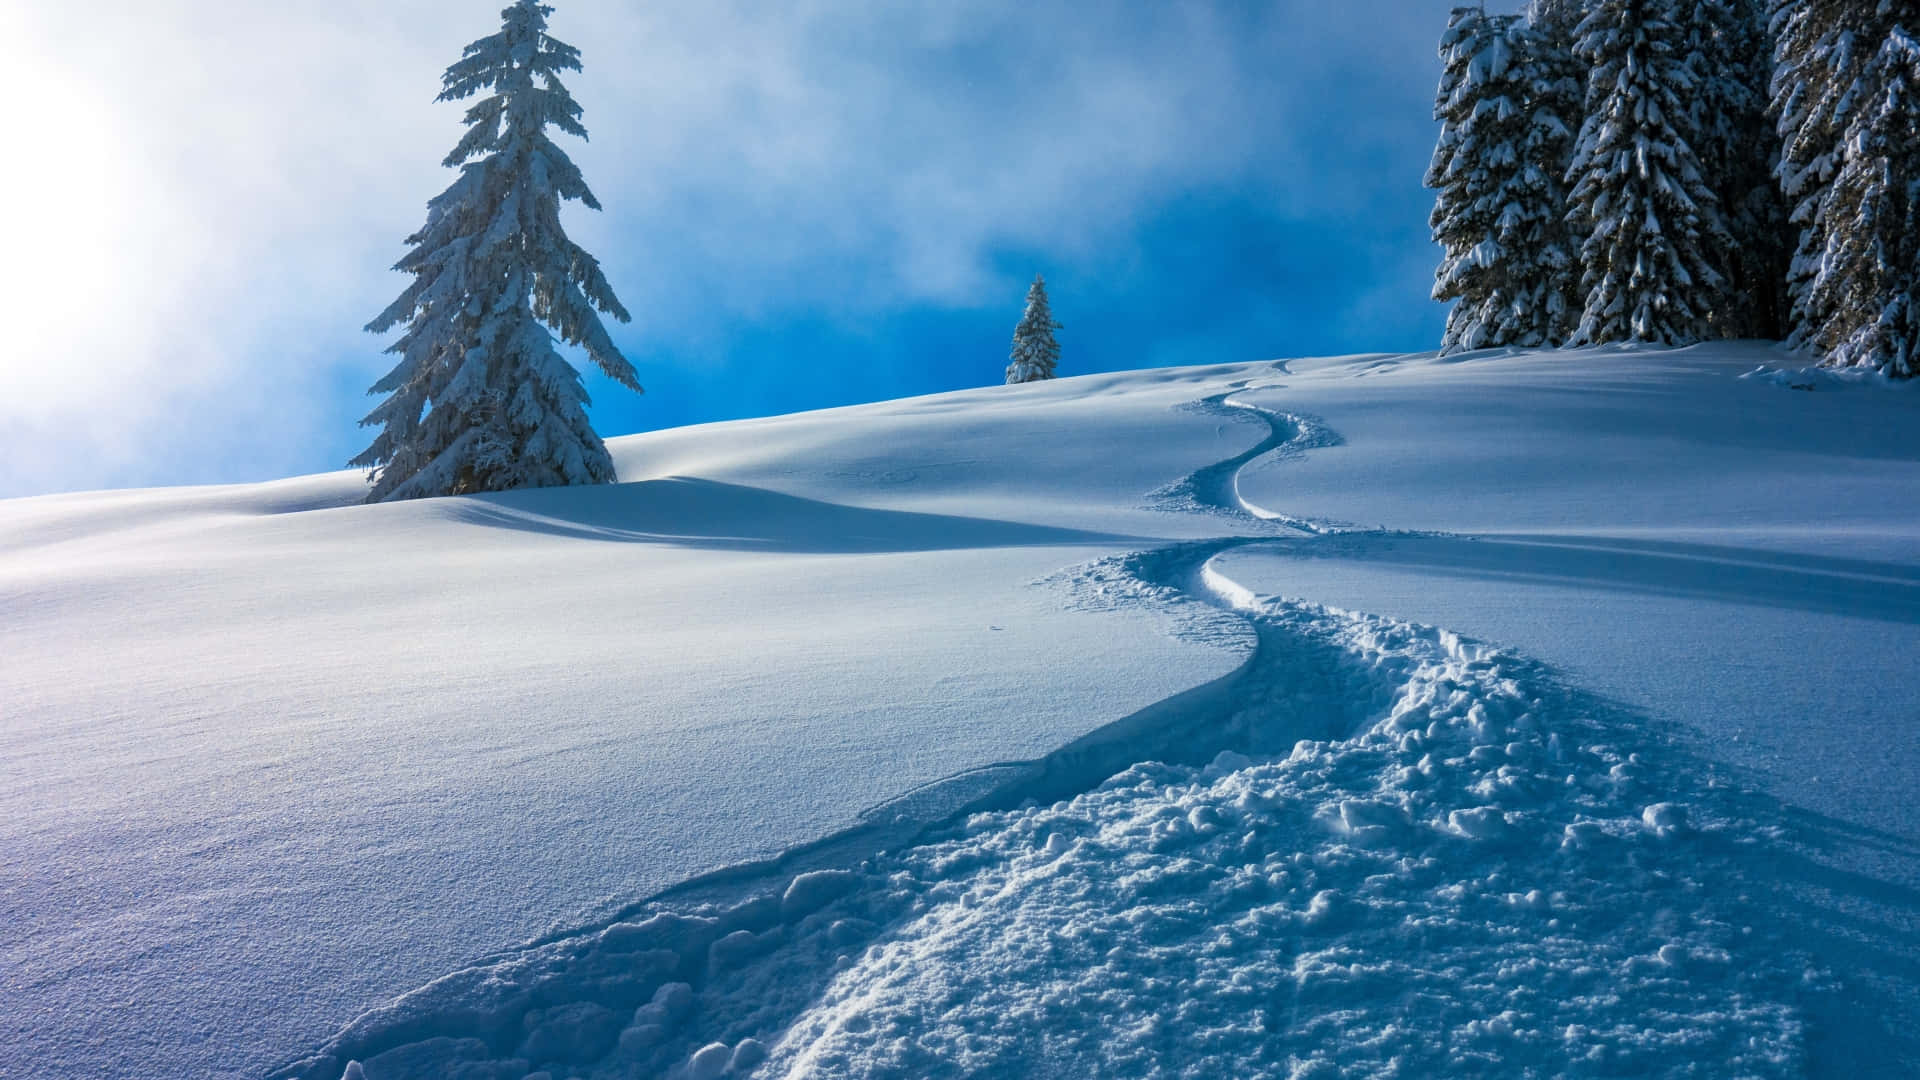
[1739,363,1920,393]
[277,563,1807,1080]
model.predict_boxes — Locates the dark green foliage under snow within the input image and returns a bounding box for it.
[1006,275,1062,384]
[1423,0,1917,376]
[1427,7,1583,352]
[1524,1,1593,335]
[1566,0,1733,345]
[355,0,640,502]
[1772,0,1920,377]
[1686,0,1790,338]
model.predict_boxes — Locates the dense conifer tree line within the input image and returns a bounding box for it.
[1427,0,1917,376]
[1773,0,1920,376]
[1428,8,1583,350]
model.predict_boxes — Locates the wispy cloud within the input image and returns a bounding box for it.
[4,0,1447,499]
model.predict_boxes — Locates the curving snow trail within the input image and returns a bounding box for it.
[276,386,1812,1080]
[1147,386,1345,534]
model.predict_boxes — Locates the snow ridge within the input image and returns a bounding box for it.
[272,387,1809,1080]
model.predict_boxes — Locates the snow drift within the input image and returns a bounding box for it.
[3,343,1916,1078]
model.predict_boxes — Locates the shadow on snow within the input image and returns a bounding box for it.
[1261,531,1920,626]
[443,475,1143,554]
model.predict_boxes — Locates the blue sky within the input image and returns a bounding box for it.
[5,0,1451,499]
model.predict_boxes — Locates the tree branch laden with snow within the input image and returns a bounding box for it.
[353,0,640,502]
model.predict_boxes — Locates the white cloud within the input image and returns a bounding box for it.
[3,0,1442,497]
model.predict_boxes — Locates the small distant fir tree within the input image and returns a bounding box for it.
[1427,6,1582,352]
[1566,0,1735,345]
[1773,0,1920,376]
[1006,275,1062,384]
[354,0,641,501]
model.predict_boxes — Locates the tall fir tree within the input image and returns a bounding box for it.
[354,0,640,502]
[1686,0,1790,338]
[1772,0,1920,375]
[1771,0,1848,353]
[1428,7,1582,352]
[1522,0,1590,342]
[1006,275,1062,384]
[1817,26,1920,375]
[1566,0,1735,345]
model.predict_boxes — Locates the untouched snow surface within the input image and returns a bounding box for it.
[3,344,1918,1078]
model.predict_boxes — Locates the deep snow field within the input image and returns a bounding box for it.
[3,343,1918,1079]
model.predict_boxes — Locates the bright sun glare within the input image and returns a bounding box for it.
[0,55,133,400]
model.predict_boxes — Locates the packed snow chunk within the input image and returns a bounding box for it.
[1206,749,1256,777]
[618,1022,669,1055]
[1288,1056,1340,1080]
[1187,804,1224,833]
[1335,797,1406,840]
[687,1041,733,1080]
[1461,1009,1524,1041]
[622,980,696,1053]
[1561,820,1609,851]
[719,892,782,933]
[352,1037,524,1079]
[709,927,782,971]
[640,981,694,1024]
[781,869,860,919]
[826,917,877,947]
[1445,805,1511,842]
[599,911,718,954]
[1641,802,1690,837]
[517,1001,623,1065]
[1301,889,1350,929]
[1503,888,1548,911]
[730,1037,769,1072]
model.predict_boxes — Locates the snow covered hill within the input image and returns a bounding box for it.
[3,344,1917,1079]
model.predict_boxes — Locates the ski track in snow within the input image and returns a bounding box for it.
[274,387,1815,1080]
[1145,385,1346,535]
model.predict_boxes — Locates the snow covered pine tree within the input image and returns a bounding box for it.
[1006,275,1062,384]
[354,0,641,501]
[1522,0,1589,340]
[1685,0,1789,338]
[1566,0,1736,345]
[1427,6,1582,352]
[1773,0,1920,376]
